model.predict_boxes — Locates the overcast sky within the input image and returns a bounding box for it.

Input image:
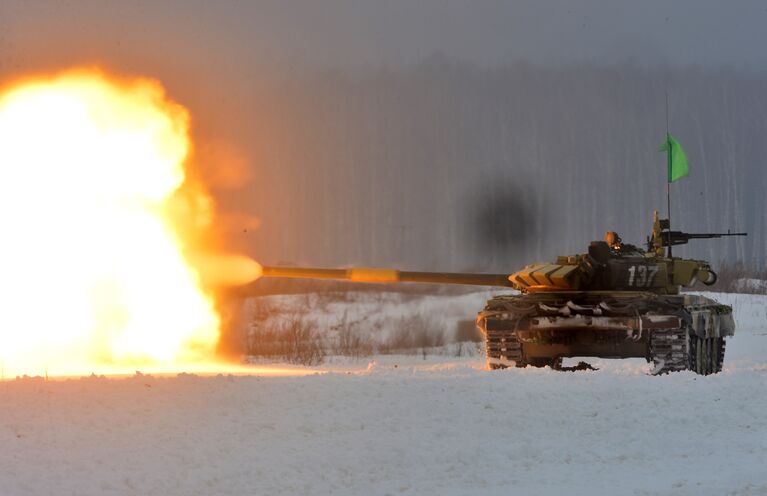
[2,0,767,74]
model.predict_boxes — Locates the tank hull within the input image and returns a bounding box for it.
[477,291,734,375]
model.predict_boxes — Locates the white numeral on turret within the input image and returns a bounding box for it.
[647,266,659,285]
[627,265,658,287]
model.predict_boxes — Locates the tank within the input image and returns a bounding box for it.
[255,211,746,375]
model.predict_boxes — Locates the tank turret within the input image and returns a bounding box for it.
[508,210,743,294]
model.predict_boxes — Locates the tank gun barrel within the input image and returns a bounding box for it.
[261,266,515,287]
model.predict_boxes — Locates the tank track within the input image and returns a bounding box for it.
[649,327,690,374]
[643,328,727,375]
[690,335,725,375]
[485,325,524,369]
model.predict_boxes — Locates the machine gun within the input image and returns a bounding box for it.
[660,230,748,247]
[647,211,747,255]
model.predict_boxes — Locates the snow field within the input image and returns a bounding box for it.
[0,290,765,495]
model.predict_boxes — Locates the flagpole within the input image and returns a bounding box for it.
[666,91,672,258]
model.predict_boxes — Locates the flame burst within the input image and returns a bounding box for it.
[0,69,260,377]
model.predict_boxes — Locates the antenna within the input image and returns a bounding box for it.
[665,91,672,258]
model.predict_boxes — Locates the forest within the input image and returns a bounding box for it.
[240,59,764,272]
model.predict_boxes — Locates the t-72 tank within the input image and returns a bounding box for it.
[256,211,745,375]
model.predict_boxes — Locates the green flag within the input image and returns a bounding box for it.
[659,133,689,182]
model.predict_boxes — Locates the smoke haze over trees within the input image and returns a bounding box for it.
[1,0,765,270]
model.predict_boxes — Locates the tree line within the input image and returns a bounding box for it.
[239,59,766,272]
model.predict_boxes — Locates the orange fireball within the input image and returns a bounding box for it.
[0,68,260,377]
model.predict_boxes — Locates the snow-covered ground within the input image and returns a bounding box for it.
[245,289,501,351]
[1,291,766,495]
